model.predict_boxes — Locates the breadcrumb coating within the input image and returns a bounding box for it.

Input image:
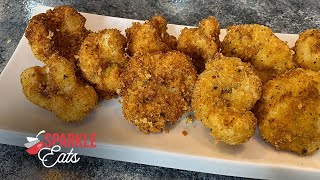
[125,16,177,56]
[20,54,98,122]
[78,29,128,99]
[256,68,320,155]
[294,29,320,71]
[121,51,197,133]
[192,54,261,145]
[25,6,89,64]
[221,24,295,83]
[178,16,220,73]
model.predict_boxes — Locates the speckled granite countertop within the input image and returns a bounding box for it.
[0,0,319,179]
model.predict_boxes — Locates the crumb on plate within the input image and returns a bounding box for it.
[182,130,188,136]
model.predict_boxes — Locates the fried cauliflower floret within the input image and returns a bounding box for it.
[25,6,89,64]
[256,68,320,155]
[20,54,98,122]
[192,54,262,145]
[78,29,128,99]
[121,51,197,133]
[178,16,220,73]
[293,29,320,71]
[221,24,295,83]
[125,16,177,56]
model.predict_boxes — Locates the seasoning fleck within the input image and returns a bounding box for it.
[184,115,193,124]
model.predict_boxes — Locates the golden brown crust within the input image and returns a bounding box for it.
[25,6,89,64]
[78,29,128,99]
[192,54,262,145]
[20,54,98,122]
[256,68,320,155]
[221,24,295,83]
[293,29,320,71]
[177,16,220,73]
[121,51,197,133]
[125,16,177,56]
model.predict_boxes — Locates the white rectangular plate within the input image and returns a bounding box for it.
[0,5,319,180]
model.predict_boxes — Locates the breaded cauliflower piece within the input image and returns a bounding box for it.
[293,29,320,71]
[178,16,220,73]
[192,54,262,145]
[221,24,295,83]
[78,29,128,99]
[25,6,89,64]
[125,16,177,56]
[256,68,320,155]
[121,51,197,133]
[20,54,98,122]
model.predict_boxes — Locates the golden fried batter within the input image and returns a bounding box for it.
[20,54,98,122]
[221,24,295,83]
[192,54,261,145]
[125,16,177,56]
[178,16,220,73]
[256,68,320,155]
[25,6,89,64]
[78,29,128,99]
[294,29,320,71]
[121,51,197,133]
